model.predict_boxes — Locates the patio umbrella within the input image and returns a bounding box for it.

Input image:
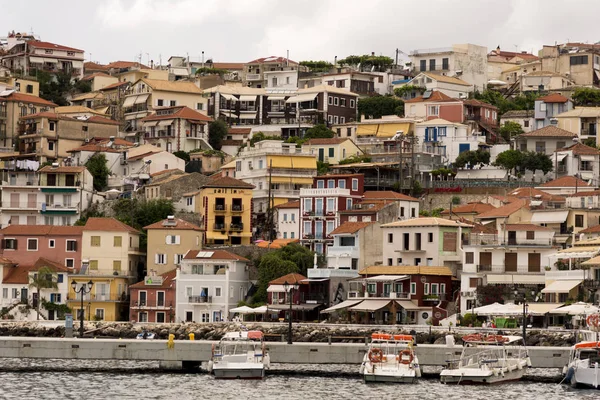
[252,306,268,313]
[229,305,255,314]
[549,302,600,315]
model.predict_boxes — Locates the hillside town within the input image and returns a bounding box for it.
[3,30,600,329]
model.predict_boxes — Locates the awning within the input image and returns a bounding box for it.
[270,176,314,185]
[580,155,596,162]
[43,58,58,64]
[396,300,430,311]
[221,111,239,119]
[239,113,257,120]
[268,303,321,311]
[542,280,582,293]
[267,155,316,169]
[556,153,568,162]
[267,285,287,293]
[286,93,318,103]
[134,93,149,104]
[486,274,546,285]
[364,275,409,282]
[239,95,256,102]
[268,95,286,101]
[29,57,45,63]
[582,255,600,266]
[376,123,410,138]
[300,278,329,283]
[349,299,391,312]
[143,121,159,127]
[322,299,362,313]
[71,60,83,69]
[527,303,564,315]
[531,210,569,224]
[356,124,379,137]
[157,119,173,127]
[556,246,600,258]
[123,96,137,108]
[220,93,236,101]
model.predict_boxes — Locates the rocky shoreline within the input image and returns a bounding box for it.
[0,322,576,346]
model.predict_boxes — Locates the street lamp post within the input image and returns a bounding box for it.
[71,280,93,338]
[514,288,536,342]
[283,280,299,345]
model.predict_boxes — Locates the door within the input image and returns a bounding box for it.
[318,148,324,162]
[459,143,470,154]
[27,194,36,208]
[32,293,38,309]
[507,231,517,245]
[479,252,492,271]
[10,193,19,208]
[139,291,147,306]
[505,253,518,272]
[48,310,55,320]
[20,288,28,303]
[157,292,165,307]
[528,253,541,272]
[185,311,193,322]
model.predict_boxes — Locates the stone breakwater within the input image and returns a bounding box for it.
[0,322,576,346]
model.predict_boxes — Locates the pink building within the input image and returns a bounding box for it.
[0,225,83,271]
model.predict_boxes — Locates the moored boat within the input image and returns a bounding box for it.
[440,333,531,384]
[360,333,421,383]
[563,314,600,389]
[208,330,270,379]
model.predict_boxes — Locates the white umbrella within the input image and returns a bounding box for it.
[229,305,255,314]
[549,302,600,315]
[252,306,268,314]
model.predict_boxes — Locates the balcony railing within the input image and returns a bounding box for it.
[188,295,212,303]
[130,300,169,308]
[213,223,226,231]
[68,293,128,302]
[214,204,226,212]
[231,205,243,212]
[229,223,244,231]
[476,264,543,273]
[356,292,413,299]
[246,74,261,81]
[465,234,553,247]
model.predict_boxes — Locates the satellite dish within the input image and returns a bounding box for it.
[420,276,427,283]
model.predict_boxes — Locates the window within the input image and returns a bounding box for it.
[575,214,584,228]
[328,148,334,157]
[89,260,98,270]
[27,239,38,251]
[410,282,416,294]
[327,115,333,123]
[283,232,287,239]
[438,127,447,137]
[424,283,430,295]
[338,180,346,189]
[346,198,352,209]
[347,127,352,137]
[50,293,62,303]
[174,254,184,265]
[340,98,346,107]
[420,60,427,71]
[540,103,547,112]
[388,233,394,243]
[290,232,295,239]
[427,232,433,243]
[283,213,288,221]
[334,97,339,106]
[49,239,55,248]
[155,254,166,264]
[570,55,589,65]
[526,231,535,240]
[328,179,335,188]
[291,213,295,221]
[469,277,481,288]
[304,198,312,212]
[328,96,333,105]
[428,105,439,116]
[317,180,324,188]
[2,288,7,298]
[442,58,449,70]
[351,178,358,191]
[429,59,436,71]
[465,252,474,264]
[66,240,77,252]
[113,260,122,272]
[215,287,222,297]
[349,99,355,108]
[397,258,402,264]
[157,99,164,106]
[91,236,101,246]
[524,120,530,128]
[26,84,33,94]
[166,235,180,244]
[327,198,335,211]
[170,100,176,106]
[138,312,148,322]
[186,197,193,206]
[303,221,312,235]
[65,259,75,268]
[388,258,393,266]
[113,236,122,247]
[326,221,335,235]
[48,141,55,151]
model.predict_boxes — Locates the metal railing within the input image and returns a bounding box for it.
[130,300,169,308]
[231,205,243,212]
[213,223,226,230]
[214,204,226,212]
[465,234,553,247]
[229,223,244,231]
[476,264,543,273]
[188,295,212,304]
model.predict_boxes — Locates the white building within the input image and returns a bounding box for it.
[176,249,250,323]
[381,217,472,272]
[554,142,600,186]
[326,221,382,271]
[460,224,558,314]
[415,119,486,164]
[409,44,488,92]
[275,200,300,240]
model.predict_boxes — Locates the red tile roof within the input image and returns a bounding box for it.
[212,62,245,70]
[39,165,86,173]
[84,62,109,71]
[275,200,300,209]
[540,176,591,188]
[269,272,307,285]
[557,142,600,156]
[580,224,600,234]
[363,191,419,201]
[130,269,177,289]
[141,106,212,123]
[228,128,251,135]
[538,93,569,103]
[476,199,528,218]
[330,221,374,235]
[489,49,539,61]
[1,92,57,107]
[569,189,600,197]
[184,249,249,262]
[86,115,121,125]
[519,126,578,138]
[462,99,497,109]
[81,72,112,81]
[99,81,130,91]
[256,239,300,249]
[203,176,255,189]
[0,225,84,236]
[144,218,202,230]
[28,40,83,53]
[507,187,566,202]
[84,217,139,233]
[3,257,70,285]
[247,56,297,65]
[404,90,454,104]
[505,223,553,231]
[441,202,496,215]
[105,61,149,69]
[19,111,70,121]
[150,169,184,178]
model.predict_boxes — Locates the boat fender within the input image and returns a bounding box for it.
[526,358,532,367]
[416,367,422,378]
[207,360,213,373]
[359,363,365,375]
[264,353,271,370]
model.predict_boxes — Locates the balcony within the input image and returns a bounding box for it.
[189,295,212,304]
[465,114,481,121]
[583,279,600,289]
[464,234,553,247]
[231,204,243,213]
[300,188,351,197]
[41,202,79,213]
[246,74,261,81]
[67,292,128,302]
[214,204,226,212]
[130,300,169,309]
[476,264,544,274]
[229,223,244,232]
[353,291,412,299]
[213,223,226,231]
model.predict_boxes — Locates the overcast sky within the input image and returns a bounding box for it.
[3,0,599,65]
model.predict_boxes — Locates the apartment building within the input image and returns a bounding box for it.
[540,43,600,88]
[0,91,56,149]
[243,56,300,89]
[129,269,176,323]
[275,200,300,240]
[415,119,486,164]
[1,40,85,79]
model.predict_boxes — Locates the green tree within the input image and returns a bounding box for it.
[37,70,73,106]
[493,149,523,176]
[358,95,404,119]
[208,120,228,150]
[522,151,553,174]
[453,150,491,169]
[85,153,110,191]
[299,60,333,73]
[250,132,282,146]
[338,55,394,72]
[195,67,229,76]
[304,124,335,140]
[472,89,539,117]
[73,79,92,94]
[173,150,190,162]
[113,198,175,230]
[316,161,330,175]
[29,266,58,320]
[572,87,600,106]
[394,85,426,99]
[498,121,524,142]
[338,155,372,165]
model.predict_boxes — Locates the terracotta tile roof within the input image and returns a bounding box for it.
[3,257,70,285]
[141,78,202,94]
[0,257,15,264]
[247,56,298,65]
[84,62,109,71]
[488,49,539,61]
[569,189,600,197]
[580,224,600,234]
[505,223,553,232]
[184,249,249,262]
[518,125,577,138]
[55,105,106,115]
[150,168,184,178]
[269,272,307,285]
[0,225,84,236]
[38,165,86,173]
[540,176,591,188]
[538,93,569,103]
[256,239,300,249]
[86,115,121,125]
[421,72,472,86]
[127,151,158,161]
[462,99,497,109]
[212,62,245,70]
[81,72,112,81]
[0,92,57,107]
[141,106,212,123]
[382,217,471,228]
[33,257,71,272]
[476,199,528,219]
[507,187,566,202]
[275,200,300,209]
[221,139,243,146]
[84,217,139,233]
[67,144,121,154]
[28,40,83,53]
[99,81,129,91]
[441,202,496,215]
[144,218,202,230]
[202,176,254,189]
[362,191,419,202]
[557,142,600,156]
[106,61,149,69]
[130,269,177,289]
[228,128,251,135]
[404,90,454,104]
[330,221,374,235]
[359,265,453,276]
[501,110,534,119]
[305,138,352,145]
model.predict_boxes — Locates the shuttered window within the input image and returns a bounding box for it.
[91,236,101,246]
[89,260,98,270]
[442,232,457,252]
[114,236,122,247]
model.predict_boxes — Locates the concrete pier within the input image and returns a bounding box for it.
[0,337,571,369]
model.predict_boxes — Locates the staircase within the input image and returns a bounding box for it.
[0,300,25,318]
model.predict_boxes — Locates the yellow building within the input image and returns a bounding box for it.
[0,92,56,149]
[144,216,203,275]
[302,138,363,164]
[195,176,254,246]
[68,217,145,321]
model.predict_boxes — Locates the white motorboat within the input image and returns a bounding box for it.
[440,334,531,384]
[136,331,156,340]
[563,314,600,389]
[207,330,270,379]
[360,333,421,383]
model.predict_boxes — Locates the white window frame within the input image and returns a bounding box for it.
[350,99,355,108]
[431,283,439,295]
[215,287,222,297]
[440,283,446,294]
[328,96,333,105]
[424,283,430,295]
[65,258,75,268]
[327,198,335,212]
[27,238,38,251]
[326,221,335,235]
[95,308,105,320]
[334,97,339,106]
[66,239,77,252]
[49,239,55,248]
[351,178,358,191]
[410,282,416,295]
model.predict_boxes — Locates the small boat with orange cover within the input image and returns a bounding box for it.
[359,332,421,383]
[562,314,600,389]
[208,330,270,379]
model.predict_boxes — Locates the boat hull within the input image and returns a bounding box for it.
[363,372,416,383]
[440,367,526,385]
[570,367,600,389]
[213,364,265,380]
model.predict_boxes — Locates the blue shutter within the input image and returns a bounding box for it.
[459,143,470,153]
[425,127,429,142]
